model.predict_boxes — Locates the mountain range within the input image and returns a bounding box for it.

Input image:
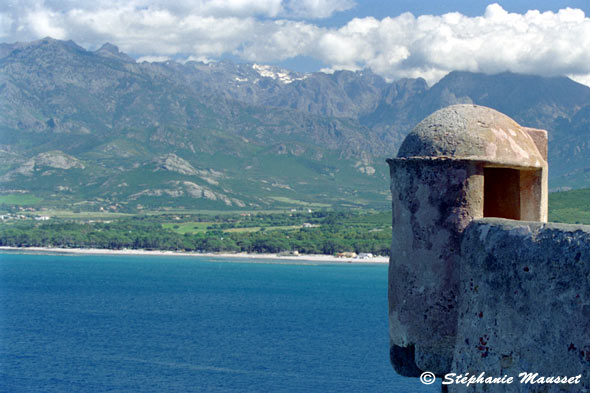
[1,38,589,211]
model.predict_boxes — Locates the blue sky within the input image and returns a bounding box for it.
[322,0,590,22]
[1,1,589,85]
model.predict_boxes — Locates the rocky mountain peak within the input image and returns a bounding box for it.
[0,37,588,210]
[251,63,307,84]
[95,43,135,62]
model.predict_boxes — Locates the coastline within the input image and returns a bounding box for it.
[0,246,389,264]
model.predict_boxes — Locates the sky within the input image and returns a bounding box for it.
[1,0,589,86]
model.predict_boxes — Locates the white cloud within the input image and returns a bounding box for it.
[0,12,13,38]
[137,55,170,63]
[199,0,283,18]
[239,20,321,62]
[25,7,67,39]
[283,0,355,19]
[2,2,589,86]
[569,74,590,87]
[184,55,213,63]
[305,5,590,85]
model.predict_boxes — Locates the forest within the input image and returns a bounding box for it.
[0,211,392,256]
[1,188,587,256]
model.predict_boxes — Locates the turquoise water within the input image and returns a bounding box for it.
[0,253,439,392]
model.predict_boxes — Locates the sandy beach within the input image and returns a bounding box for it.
[0,246,389,264]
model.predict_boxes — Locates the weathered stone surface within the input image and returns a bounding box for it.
[388,105,550,377]
[451,219,590,393]
[388,105,587,392]
[388,158,483,376]
[397,104,546,169]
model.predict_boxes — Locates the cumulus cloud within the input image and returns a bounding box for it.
[199,0,283,18]
[24,6,67,39]
[307,4,590,85]
[1,2,589,86]
[282,0,355,19]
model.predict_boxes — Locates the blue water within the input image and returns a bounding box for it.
[0,253,439,392]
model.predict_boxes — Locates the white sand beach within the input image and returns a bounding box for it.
[0,246,389,264]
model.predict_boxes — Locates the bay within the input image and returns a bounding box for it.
[0,253,440,392]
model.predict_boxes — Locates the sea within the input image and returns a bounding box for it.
[0,252,441,393]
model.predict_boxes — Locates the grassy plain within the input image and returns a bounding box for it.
[0,195,43,205]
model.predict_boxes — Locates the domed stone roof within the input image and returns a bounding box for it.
[397,105,546,168]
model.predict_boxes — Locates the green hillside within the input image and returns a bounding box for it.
[548,188,590,225]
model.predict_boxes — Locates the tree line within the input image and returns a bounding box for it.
[0,218,391,256]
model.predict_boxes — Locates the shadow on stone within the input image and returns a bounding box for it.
[390,344,423,377]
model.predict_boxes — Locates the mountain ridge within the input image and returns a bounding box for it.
[1,38,589,211]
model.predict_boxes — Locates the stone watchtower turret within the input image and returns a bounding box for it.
[387,105,590,392]
[387,104,548,375]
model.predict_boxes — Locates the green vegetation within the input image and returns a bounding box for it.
[268,197,331,208]
[548,188,590,225]
[0,211,392,256]
[162,221,214,234]
[0,195,43,206]
[28,209,132,219]
[226,225,303,232]
[1,188,587,256]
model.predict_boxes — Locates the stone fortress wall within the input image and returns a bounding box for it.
[387,105,589,392]
[455,219,589,392]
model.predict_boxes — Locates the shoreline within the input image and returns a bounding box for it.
[0,246,389,264]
